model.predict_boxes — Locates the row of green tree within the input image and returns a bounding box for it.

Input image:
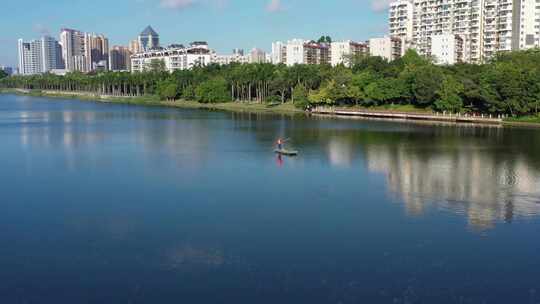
[2,49,540,116]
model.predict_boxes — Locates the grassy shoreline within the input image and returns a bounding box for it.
[501,115,540,128]
[0,88,304,115]
[2,88,540,127]
[503,115,540,124]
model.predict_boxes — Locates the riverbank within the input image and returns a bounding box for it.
[311,105,540,128]
[311,106,503,125]
[0,88,304,115]
[2,88,540,127]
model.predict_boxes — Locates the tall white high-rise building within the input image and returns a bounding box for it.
[285,39,306,66]
[391,0,540,63]
[18,39,42,75]
[60,28,109,72]
[410,0,485,62]
[41,36,64,72]
[511,0,540,50]
[18,36,63,75]
[475,0,511,60]
[271,41,287,64]
[60,28,87,72]
[388,0,414,55]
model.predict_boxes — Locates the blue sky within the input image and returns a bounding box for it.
[0,0,390,67]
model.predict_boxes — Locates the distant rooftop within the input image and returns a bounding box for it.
[140,26,158,37]
[168,44,185,49]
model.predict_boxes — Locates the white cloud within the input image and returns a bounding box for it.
[370,0,393,12]
[266,0,284,12]
[160,0,196,9]
[158,0,229,11]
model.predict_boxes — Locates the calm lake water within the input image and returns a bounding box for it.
[1,94,540,304]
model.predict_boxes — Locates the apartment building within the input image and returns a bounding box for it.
[279,39,332,66]
[85,33,109,71]
[273,39,374,66]
[250,48,267,63]
[516,0,540,49]
[59,28,110,72]
[109,46,132,71]
[131,42,212,73]
[60,28,87,72]
[18,36,63,75]
[18,39,42,75]
[233,48,245,56]
[410,0,484,62]
[284,39,307,65]
[431,34,464,65]
[389,0,414,54]
[212,53,250,65]
[369,36,403,61]
[391,0,540,63]
[330,40,369,66]
[271,41,287,64]
[129,39,142,54]
[41,36,64,72]
[303,41,331,65]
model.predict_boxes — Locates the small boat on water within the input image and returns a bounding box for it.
[274,149,298,156]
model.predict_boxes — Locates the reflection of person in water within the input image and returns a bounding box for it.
[276,154,283,167]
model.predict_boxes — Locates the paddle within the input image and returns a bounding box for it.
[272,138,292,149]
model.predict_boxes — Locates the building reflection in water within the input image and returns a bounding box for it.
[359,125,540,230]
[19,110,105,149]
[327,136,358,168]
[16,109,214,170]
[18,110,107,171]
[13,105,540,231]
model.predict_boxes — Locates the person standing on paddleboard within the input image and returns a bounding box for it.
[277,138,283,150]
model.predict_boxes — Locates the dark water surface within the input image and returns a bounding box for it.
[1,94,540,304]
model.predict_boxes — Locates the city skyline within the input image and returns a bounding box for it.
[0,0,390,67]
